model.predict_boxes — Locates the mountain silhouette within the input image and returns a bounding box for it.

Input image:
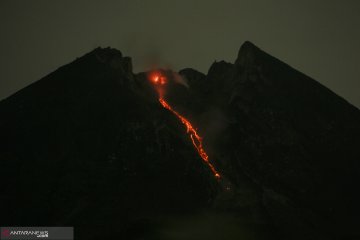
[1,42,359,240]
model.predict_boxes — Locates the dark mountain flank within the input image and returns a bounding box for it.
[1,42,359,240]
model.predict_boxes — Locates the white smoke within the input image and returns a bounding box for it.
[172,71,189,88]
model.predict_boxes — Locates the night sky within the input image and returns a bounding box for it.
[1,0,359,108]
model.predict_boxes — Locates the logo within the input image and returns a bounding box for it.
[0,227,72,240]
[37,231,49,238]
[1,228,10,237]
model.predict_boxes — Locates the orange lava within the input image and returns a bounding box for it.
[149,71,166,85]
[148,70,221,179]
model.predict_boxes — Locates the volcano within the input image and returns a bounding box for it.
[1,41,360,240]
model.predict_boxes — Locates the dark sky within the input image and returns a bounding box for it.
[1,0,359,108]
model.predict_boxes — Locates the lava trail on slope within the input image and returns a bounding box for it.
[149,71,221,180]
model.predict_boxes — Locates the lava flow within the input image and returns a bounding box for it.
[149,71,221,180]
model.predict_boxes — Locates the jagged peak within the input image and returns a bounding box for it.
[89,47,133,75]
[207,60,233,77]
[235,41,261,67]
[92,46,123,59]
[178,68,206,89]
[179,68,205,78]
[92,47,123,65]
